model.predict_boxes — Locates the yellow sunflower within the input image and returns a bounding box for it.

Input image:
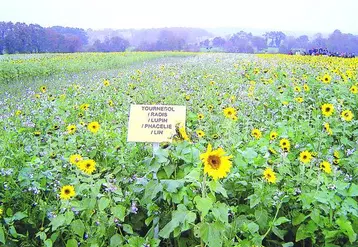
[294,86,301,92]
[299,151,312,164]
[88,121,100,133]
[185,95,190,101]
[321,104,334,117]
[80,103,89,111]
[320,161,332,174]
[198,113,204,120]
[349,85,357,94]
[295,97,304,103]
[79,159,96,174]
[263,167,277,183]
[60,185,76,200]
[15,110,22,116]
[67,124,76,134]
[69,154,83,167]
[323,123,333,135]
[303,84,310,92]
[40,86,47,93]
[322,74,331,84]
[108,100,114,107]
[341,110,354,121]
[103,79,110,86]
[223,107,237,119]
[200,144,232,180]
[333,150,340,159]
[279,138,291,152]
[196,130,205,138]
[251,129,262,139]
[0,208,3,218]
[269,131,278,140]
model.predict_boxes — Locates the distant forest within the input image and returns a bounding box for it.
[1,21,357,55]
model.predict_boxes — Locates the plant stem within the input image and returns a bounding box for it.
[262,200,282,240]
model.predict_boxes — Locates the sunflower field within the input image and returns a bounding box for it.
[0,52,357,247]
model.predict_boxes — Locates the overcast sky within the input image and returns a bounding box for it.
[1,0,357,34]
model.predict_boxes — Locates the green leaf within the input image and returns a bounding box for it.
[184,167,200,182]
[293,213,306,226]
[110,234,123,247]
[208,180,227,198]
[0,225,5,244]
[247,222,259,234]
[273,226,287,240]
[348,183,358,197]
[211,203,228,224]
[44,239,53,247]
[242,148,258,161]
[159,204,196,238]
[336,217,357,243]
[13,211,27,221]
[127,236,146,247]
[274,217,290,226]
[282,242,294,247]
[50,215,66,231]
[255,209,268,228]
[66,239,77,247]
[71,219,85,237]
[199,222,225,247]
[142,180,163,204]
[194,196,213,218]
[161,179,184,193]
[111,205,126,222]
[296,224,310,242]
[248,194,260,208]
[98,197,110,211]
[123,224,133,234]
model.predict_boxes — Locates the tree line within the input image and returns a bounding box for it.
[1,21,357,55]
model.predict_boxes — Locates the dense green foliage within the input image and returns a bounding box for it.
[0,53,357,247]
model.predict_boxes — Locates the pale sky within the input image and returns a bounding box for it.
[1,0,357,34]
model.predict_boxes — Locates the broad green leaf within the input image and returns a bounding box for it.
[142,180,163,204]
[127,236,146,247]
[194,196,213,218]
[50,215,66,231]
[0,225,5,244]
[296,224,310,242]
[273,226,286,240]
[111,205,126,222]
[211,202,228,224]
[293,213,306,226]
[336,217,357,243]
[247,222,259,234]
[348,183,358,197]
[13,212,27,221]
[199,222,225,247]
[98,197,110,211]
[161,179,184,193]
[123,224,133,234]
[44,239,53,247]
[71,219,85,237]
[274,217,290,226]
[66,239,77,247]
[110,234,123,247]
[255,209,268,228]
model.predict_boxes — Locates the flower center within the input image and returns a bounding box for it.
[208,155,221,169]
[325,107,330,112]
[86,163,91,168]
[65,189,70,194]
[303,155,307,159]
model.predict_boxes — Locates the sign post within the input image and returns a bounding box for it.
[127,104,186,239]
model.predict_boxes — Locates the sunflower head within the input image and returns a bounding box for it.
[200,144,232,180]
[197,113,204,120]
[279,138,291,152]
[320,161,332,174]
[322,74,331,84]
[223,107,237,119]
[251,129,262,139]
[196,130,205,138]
[321,104,334,117]
[263,167,277,183]
[88,121,100,133]
[70,154,83,167]
[79,159,96,174]
[299,150,312,164]
[60,185,75,200]
[341,110,354,121]
[349,85,357,94]
[67,125,77,134]
[269,131,278,140]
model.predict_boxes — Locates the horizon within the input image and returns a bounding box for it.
[1,0,358,35]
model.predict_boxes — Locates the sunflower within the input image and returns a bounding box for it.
[320,161,332,174]
[349,85,357,94]
[79,159,96,174]
[341,110,354,121]
[322,74,331,84]
[80,103,89,111]
[295,97,304,103]
[321,104,334,117]
[208,105,214,111]
[67,125,76,134]
[209,81,215,86]
[212,133,219,139]
[268,147,277,155]
[299,151,312,164]
[282,101,289,106]
[60,185,76,200]
[15,110,22,116]
[333,150,340,159]
[69,154,83,167]
[34,131,41,136]
[35,94,40,99]
[333,159,339,165]
[108,100,114,107]
[198,113,204,120]
[103,79,110,86]
[88,121,100,133]
[200,144,232,180]
[0,208,3,218]
[303,84,310,92]
[279,138,291,152]
[196,130,205,138]
[185,95,190,101]
[269,131,278,140]
[294,86,301,92]
[40,86,47,93]
[323,123,333,135]
[263,167,277,183]
[223,107,237,119]
[251,129,262,139]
